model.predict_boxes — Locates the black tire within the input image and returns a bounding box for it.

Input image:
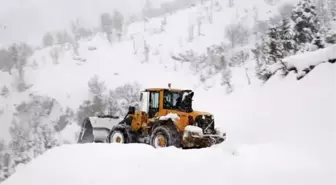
[150,124,181,148]
[108,125,136,144]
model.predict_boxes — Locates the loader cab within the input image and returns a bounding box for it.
[139,87,194,119]
[163,89,194,113]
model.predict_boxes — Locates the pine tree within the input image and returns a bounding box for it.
[291,0,321,51]
[279,18,296,57]
[264,26,283,63]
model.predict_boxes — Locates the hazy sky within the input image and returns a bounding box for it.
[0,0,173,47]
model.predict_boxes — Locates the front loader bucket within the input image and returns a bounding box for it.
[181,128,226,149]
[77,117,94,143]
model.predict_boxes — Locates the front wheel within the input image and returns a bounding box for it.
[108,125,136,144]
[109,130,126,143]
[150,125,181,148]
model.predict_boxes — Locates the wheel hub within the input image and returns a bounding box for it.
[154,134,167,148]
[110,131,124,143]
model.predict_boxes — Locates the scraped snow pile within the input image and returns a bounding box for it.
[283,44,336,78]
[2,60,335,185]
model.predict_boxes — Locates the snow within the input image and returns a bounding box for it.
[58,122,82,144]
[2,61,335,185]
[184,125,203,135]
[1,0,335,184]
[283,44,336,73]
[158,113,180,122]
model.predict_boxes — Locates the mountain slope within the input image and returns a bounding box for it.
[0,0,296,142]
[1,55,335,185]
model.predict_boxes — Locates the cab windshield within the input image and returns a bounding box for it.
[163,89,193,112]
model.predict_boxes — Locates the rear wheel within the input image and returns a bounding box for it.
[150,124,181,148]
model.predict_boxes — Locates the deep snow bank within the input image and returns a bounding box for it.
[2,63,335,185]
[1,142,333,185]
[195,62,336,176]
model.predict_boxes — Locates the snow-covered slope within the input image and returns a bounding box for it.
[1,0,297,142]
[2,59,335,185]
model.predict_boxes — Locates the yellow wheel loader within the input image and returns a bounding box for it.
[78,85,226,149]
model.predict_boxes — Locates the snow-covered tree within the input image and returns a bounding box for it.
[9,43,33,91]
[228,0,234,7]
[220,68,233,93]
[255,21,295,79]
[264,0,278,6]
[42,32,54,47]
[330,0,336,19]
[55,30,74,45]
[76,100,94,123]
[278,2,294,19]
[112,10,124,41]
[9,95,60,172]
[279,18,296,56]
[111,82,141,116]
[225,22,250,48]
[70,19,92,55]
[88,75,107,115]
[71,19,92,40]
[49,47,60,64]
[143,40,150,62]
[160,16,167,32]
[0,48,14,73]
[100,13,113,43]
[0,140,13,183]
[291,0,322,51]
[143,0,153,18]
[55,107,74,132]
